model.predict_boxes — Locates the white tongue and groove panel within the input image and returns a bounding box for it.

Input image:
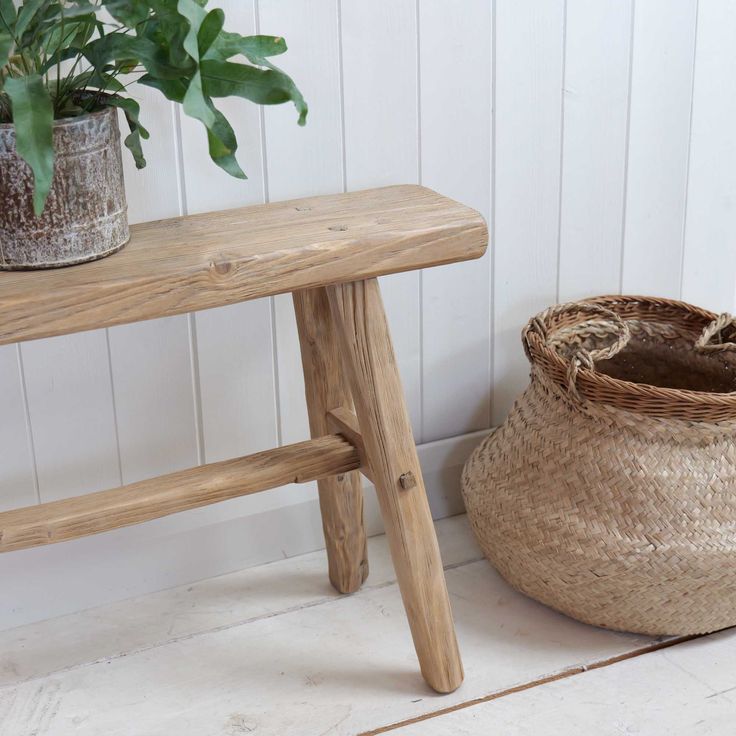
[620,0,697,298]
[19,331,121,503]
[491,0,565,425]
[557,0,634,301]
[340,0,423,440]
[682,0,736,313]
[419,0,493,442]
[0,346,36,512]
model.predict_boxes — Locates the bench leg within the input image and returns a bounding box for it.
[326,278,464,694]
[294,287,369,594]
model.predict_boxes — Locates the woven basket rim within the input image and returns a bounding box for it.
[524,295,736,421]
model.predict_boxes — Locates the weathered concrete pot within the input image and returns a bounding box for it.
[0,106,129,270]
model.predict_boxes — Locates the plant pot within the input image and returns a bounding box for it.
[0,106,129,270]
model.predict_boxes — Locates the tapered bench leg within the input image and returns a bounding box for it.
[294,287,369,594]
[326,278,464,694]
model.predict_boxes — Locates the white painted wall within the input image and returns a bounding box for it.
[2,0,733,628]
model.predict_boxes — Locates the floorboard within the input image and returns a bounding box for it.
[0,515,661,735]
[388,630,736,735]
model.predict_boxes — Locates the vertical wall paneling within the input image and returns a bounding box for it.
[492,0,565,423]
[0,346,36,512]
[621,0,698,298]
[419,0,493,441]
[557,0,634,301]
[196,299,302,516]
[259,0,344,447]
[197,302,278,461]
[682,0,736,312]
[260,0,344,202]
[108,317,199,484]
[108,81,195,490]
[340,0,423,438]
[271,295,310,446]
[20,332,121,502]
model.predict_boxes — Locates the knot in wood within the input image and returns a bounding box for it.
[399,472,417,490]
[211,259,233,276]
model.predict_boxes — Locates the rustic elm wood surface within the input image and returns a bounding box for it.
[0,435,362,554]
[294,287,369,594]
[0,184,487,693]
[0,185,486,346]
[327,279,464,693]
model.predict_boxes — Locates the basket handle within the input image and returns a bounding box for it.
[525,301,631,401]
[695,313,736,352]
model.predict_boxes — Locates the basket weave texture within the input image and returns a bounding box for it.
[462,295,736,635]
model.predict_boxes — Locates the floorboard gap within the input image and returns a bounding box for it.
[358,634,702,735]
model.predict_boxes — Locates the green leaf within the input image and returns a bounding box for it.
[5,74,54,216]
[0,1,16,32]
[206,102,245,179]
[105,95,149,169]
[50,1,97,20]
[0,31,11,71]
[201,59,307,125]
[68,68,127,96]
[176,1,221,150]
[138,73,187,102]
[15,0,50,39]
[176,0,206,60]
[85,33,193,79]
[139,6,191,68]
[197,8,223,57]
[204,32,286,64]
[83,32,140,69]
[182,69,214,128]
[104,0,151,27]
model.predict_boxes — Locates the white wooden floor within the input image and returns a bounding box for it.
[0,515,732,735]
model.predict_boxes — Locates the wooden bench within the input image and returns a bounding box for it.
[0,184,488,693]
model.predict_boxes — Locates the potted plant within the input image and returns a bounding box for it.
[0,0,307,270]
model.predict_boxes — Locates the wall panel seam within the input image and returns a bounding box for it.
[187,315,206,465]
[415,0,425,440]
[488,0,497,423]
[104,329,125,486]
[554,0,569,305]
[618,0,637,296]
[679,0,700,302]
[336,0,348,194]
[15,344,41,505]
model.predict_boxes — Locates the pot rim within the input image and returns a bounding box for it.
[0,99,117,131]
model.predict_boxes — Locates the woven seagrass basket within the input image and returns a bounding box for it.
[462,295,736,636]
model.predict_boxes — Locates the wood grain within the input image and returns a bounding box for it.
[0,435,361,553]
[327,278,463,694]
[0,185,487,346]
[294,287,368,594]
[326,406,372,482]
